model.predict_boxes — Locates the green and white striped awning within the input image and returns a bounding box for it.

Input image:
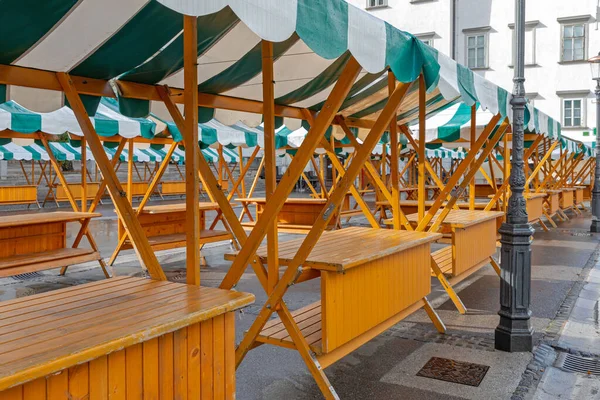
[1,0,562,144]
[0,99,156,138]
[407,102,562,144]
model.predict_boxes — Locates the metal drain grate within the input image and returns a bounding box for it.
[416,357,490,387]
[12,272,43,281]
[556,353,600,375]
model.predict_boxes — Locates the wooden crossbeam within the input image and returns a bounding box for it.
[57,72,166,280]
[219,57,362,291]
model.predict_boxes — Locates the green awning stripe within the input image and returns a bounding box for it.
[21,145,44,161]
[437,103,475,142]
[71,2,183,80]
[456,64,477,107]
[276,52,352,105]
[198,34,299,94]
[119,8,239,85]
[0,0,79,65]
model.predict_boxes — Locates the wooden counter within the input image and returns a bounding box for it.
[0,276,255,397]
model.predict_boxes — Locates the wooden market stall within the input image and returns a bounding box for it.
[0,1,577,398]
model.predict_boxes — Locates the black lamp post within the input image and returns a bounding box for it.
[589,53,600,232]
[495,0,534,353]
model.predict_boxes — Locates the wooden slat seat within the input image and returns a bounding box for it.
[240,221,331,235]
[0,248,99,278]
[0,276,255,394]
[431,247,453,276]
[256,302,323,354]
[122,229,232,251]
[0,212,104,278]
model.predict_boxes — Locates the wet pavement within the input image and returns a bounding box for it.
[0,200,598,399]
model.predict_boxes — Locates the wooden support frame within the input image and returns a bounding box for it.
[56,72,166,281]
[232,80,445,400]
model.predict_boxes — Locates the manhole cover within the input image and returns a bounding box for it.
[556,353,600,375]
[416,357,490,387]
[12,272,43,281]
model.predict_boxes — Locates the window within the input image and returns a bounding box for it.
[510,24,537,66]
[367,0,387,8]
[421,38,433,47]
[562,24,585,62]
[467,34,487,69]
[563,99,583,127]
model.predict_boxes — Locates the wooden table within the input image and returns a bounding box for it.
[405,209,504,280]
[559,187,576,211]
[0,211,102,278]
[474,182,500,198]
[0,276,254,398]
[377,199,488,218]
[0,185,39,207]
[110,202,231,265]
[396,185,440,200]
[237,197,338,233]
[573,186,586,209]
[543,189,563,219]
[250,227,441,363]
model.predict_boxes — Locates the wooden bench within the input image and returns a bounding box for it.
[377,199,489,219]
[339,192,367,222]
[474,182,499,198]
[161,180,186,196]
[54,182,101,202]
[233,227,442,379]
[110,202,232,265]
[542,189,566,224]
[0,185,39,208]
[0,276,254,398]
[574,186,587,210]
[0,212,104,277]
[559,187,580,216]
[405,210,504,285]
[237,197,339,234]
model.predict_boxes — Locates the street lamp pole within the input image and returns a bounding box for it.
[590,74,600,232]
[495,0,534,352]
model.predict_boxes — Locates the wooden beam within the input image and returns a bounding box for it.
[127,139,134,204]
[81,137,87,212]
[418,75,426,220]
[57,72,166,280]
[389,71,401,230]
[469,105,476,210]
[262,40,279,295]
[235,80,412,368]
[220,57,362,291]
[182,15,201,286]
[415,114,504,231]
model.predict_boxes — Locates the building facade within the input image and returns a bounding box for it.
[347,0,600,142]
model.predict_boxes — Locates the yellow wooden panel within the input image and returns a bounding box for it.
[56,183,100,201]
[162,181,187,195]
[0,222,65,258]
[2,315,239,400]
[321,244,431,353]
[526,197,544,222]
[560,190,574,208]
[453,219,496,276]
[0,186,37,205]
[575,188,584,204]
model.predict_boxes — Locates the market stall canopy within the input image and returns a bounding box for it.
[1,0,559,135]
[406,102,562,145]
[0,99,156,138]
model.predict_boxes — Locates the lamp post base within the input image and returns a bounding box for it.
[495,316,533,352]
[590,218,600,233]
[496,221,534,353]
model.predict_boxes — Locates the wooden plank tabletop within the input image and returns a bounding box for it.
[376,200,488,207]
[135,202,219,214]
[405,209,505,228]
[254,227,441,272]
[0,276,254,391]
[0,212,101,229]
[235,197,328,204]
[543,189,563,194]
[559,187,576,192]
[524,193,547,199]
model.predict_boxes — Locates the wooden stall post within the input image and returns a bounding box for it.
[81,137,87,212]
[262,40,279,294]
[127,139,134,204]
[56,73,166,281]
[469,105,476,210]
[418,75,426,220]
[182,15,201,286]
[389,70,401,230]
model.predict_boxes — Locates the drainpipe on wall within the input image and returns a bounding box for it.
[451,0,457,60]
